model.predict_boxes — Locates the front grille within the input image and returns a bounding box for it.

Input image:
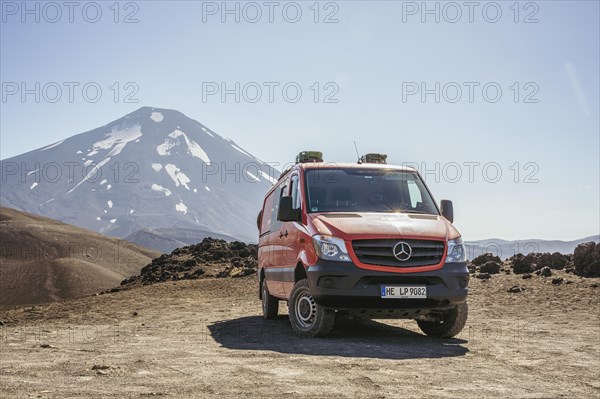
[357,276,444,286]
[352,239,445,268]
[322,213,362,218]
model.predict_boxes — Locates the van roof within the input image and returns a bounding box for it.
[274,162,418,185]
[296,162,416,172]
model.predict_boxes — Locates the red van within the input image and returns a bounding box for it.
[257,152,469,338]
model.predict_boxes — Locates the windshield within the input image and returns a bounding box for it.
[304,168,438,215]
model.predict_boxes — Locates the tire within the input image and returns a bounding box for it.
[417,301,468,338]
[261,278,279,320]
[288,279,336,337]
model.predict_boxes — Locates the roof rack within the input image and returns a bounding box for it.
[359,153,387,164]
[296,151,323,163]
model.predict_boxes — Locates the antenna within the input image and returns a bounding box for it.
[354,141,361,163]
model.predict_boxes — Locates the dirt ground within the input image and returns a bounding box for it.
[1,271,599,399]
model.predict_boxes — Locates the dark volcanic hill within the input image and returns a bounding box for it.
[0,207,160,306]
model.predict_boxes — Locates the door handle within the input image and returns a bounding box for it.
[279,230,288,238]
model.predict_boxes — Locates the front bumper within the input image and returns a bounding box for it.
[306,260,469,311]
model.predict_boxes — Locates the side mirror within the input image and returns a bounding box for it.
[440,200,454,223]
[277,196,299,222]
[256,210,263,231]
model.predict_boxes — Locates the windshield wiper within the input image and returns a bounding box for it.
[374,210,430,214]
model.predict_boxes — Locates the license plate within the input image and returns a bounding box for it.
[381,286,427,299]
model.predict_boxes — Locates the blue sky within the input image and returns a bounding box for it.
[1,0,599,241]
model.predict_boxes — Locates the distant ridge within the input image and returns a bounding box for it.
[464,235,600,259]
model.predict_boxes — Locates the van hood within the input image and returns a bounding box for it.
[310,212,460,241]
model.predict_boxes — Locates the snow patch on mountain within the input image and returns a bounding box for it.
[157,130,210,163]
[30,182,38,189]
[165,164,191,190]
[151,184,172,197]
[39,140,65,152]
[68,157,111,193]
[107,200,113,209]
[246,171,260,182]
[150,112,164,122]
[260,170,277,184]
[202,127,214,137]
[87,123,142,157]
[175,201,188,214]
[151,163,163,172]
[231,143,252,158]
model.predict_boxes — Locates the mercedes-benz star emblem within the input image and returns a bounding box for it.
[393,242,412,261]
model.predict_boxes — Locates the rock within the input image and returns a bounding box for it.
[40,344,54,348]
[120,238,259,288]
[550,252,570,270]
[467,264,477,274]
[471,253,501,266]
[132,311,138,316]
[565,280,574,284]
[590,283,599,288]
[551,277,563,285]
[475,273,491,280]
[479,261,501,274]
[573,242,600,277]
[511,253,534,274]
[540,266,552,277]
[0,320,4,326]
[522,273,532,279]
[91,365,110,370]
[565,266,575,274]
[507,285,525,293]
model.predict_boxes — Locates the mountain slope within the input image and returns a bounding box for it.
[0,207,160,306]
[0,107,276,244]
[124,227,240,254]
[465,235,600,258]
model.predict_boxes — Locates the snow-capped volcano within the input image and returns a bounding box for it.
[0,107,278,244]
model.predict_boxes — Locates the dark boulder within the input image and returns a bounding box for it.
[471,253,502,266]
[573,242,600,277]
[479,261,501,274]
[540,266,552,277]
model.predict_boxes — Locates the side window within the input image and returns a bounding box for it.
[260,191,275,233]
[407,180,423,208]
[270,183,287,232]
[290,174,301,210]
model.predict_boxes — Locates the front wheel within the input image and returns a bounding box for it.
[288,279,336,337]
[416,301,468,338]
[261,278,279,319]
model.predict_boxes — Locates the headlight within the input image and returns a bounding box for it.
[312,235,351,262]
[445,237,466,263]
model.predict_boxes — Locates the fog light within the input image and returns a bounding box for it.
[319,277,338,288]
[459,278,468,288]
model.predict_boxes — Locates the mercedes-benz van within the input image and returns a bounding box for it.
[257,152,469,338]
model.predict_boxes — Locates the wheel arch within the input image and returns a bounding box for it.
[294,261,307,283]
